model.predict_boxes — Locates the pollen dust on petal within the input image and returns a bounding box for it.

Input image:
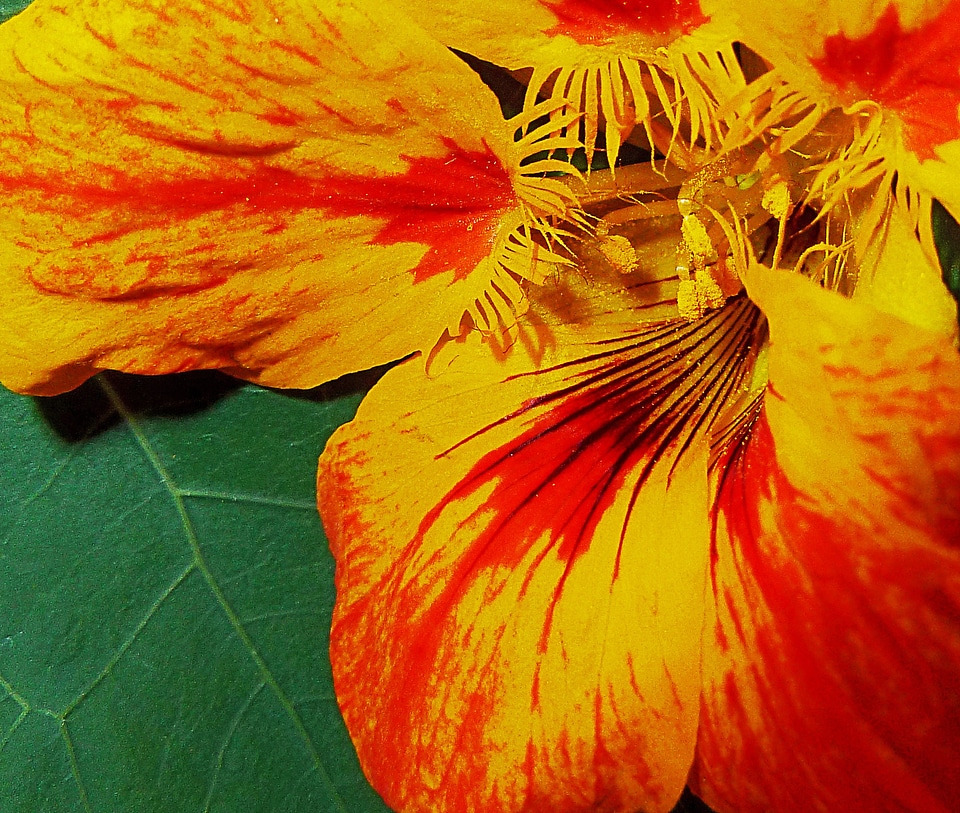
[811,0,960,160]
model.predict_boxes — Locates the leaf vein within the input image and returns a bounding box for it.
[98,377,350,813]
[6,401,119,527]
[179,489,317,511]
[0,674,30,711]
[201,680,266,813]
[61,561,196,718]
[239,608,318,625]
[0,706,30,755]
[0,673,32,754]
[61,719,94,813]
[193,555,349,813]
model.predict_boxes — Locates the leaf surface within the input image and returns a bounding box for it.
[934,200,960,315]
[0,372,393,813]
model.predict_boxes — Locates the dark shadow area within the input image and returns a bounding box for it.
[34,370,244,443]
[933,199,960,316]
[669,787,718,813]
[453,48,651,174]
[453,48,529,120]
[280,359,397,404]
[34,358,395,443]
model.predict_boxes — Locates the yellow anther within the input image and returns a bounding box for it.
[760,180,792,269]
[598,234,639,274]
[681,212,713,267]
[676,264,731,320]
[761,181,791,221]
[677,278,702,320]
[694,267,725,310]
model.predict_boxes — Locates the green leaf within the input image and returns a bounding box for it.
[0,0,31,23]
[0,371,393,813]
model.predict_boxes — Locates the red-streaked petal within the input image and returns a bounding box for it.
[544,0,709,41]
[318,264,768,811]
[716,0,960,216]
[0,0,517,394]
[809,0,960,161]
[696,266,960,813]
[319,353,706,812]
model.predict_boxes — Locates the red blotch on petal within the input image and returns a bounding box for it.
[363,140,517,283]
[333,375,644,809]
[544,0,707,42]
[811,1,960,160]
[434,387,632,575]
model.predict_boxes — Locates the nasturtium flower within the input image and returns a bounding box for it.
[319,248,960,813]
[315,2,960,813]
[2,1,960,813]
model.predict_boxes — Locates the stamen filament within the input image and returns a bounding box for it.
[770,212,788,270]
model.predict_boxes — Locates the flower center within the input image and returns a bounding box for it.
[570,131,855,325]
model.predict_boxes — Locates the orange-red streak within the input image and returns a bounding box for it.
[2,138,515,285]
[701,410,960,812]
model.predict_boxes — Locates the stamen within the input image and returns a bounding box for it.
[510,39,868,337]
[762,180,792,269]
[678,267,726,319]
[597,233,639,274]
[761,181,791,221]
[681,211,713,258]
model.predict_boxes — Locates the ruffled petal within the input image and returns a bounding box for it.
[318,253,767,812]
[0,0,520,394]
[696,266,960,813]
[719,0,960,217]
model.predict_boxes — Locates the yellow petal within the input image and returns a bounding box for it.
[697,266,960,813]
[853,197,959,339]
[316,260,775,811]
[0,0,518,394]
[394,0,717,70]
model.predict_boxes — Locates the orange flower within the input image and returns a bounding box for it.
[320,261,960,813]
[316,2,960,812]
[2,1,960,812]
